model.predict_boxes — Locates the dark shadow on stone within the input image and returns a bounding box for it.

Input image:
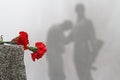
[66,3,104,80]
[46,20,73,80]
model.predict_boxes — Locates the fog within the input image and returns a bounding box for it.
[0,0,120,80]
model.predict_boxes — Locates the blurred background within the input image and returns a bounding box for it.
[0,0,120,80]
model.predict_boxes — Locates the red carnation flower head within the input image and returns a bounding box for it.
[35,42,47,57]
[35,42,47,53]
[31,42,47,61]
[31,52,38,61]
[12,31,29,50]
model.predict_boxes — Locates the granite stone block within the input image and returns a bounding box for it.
[0,45,27,80]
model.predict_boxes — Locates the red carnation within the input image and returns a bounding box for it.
[31,52,38,61]
[31,42,47,61]
[12,31,29,50]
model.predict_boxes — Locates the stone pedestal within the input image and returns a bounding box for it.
[0,45,27,80]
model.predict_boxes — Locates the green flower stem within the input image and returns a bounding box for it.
[28,46,37,52]
[4,41,17,44]
[0,41,4,44]
[0,41,17,45]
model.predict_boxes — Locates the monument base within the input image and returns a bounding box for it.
[0,45,27,80]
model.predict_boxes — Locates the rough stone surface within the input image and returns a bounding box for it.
[0,45,27,80]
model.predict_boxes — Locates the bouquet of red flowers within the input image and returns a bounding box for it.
[0,31,47,62]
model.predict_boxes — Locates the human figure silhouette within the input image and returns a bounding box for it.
[46,20,73,80]
[66,3,104,80]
